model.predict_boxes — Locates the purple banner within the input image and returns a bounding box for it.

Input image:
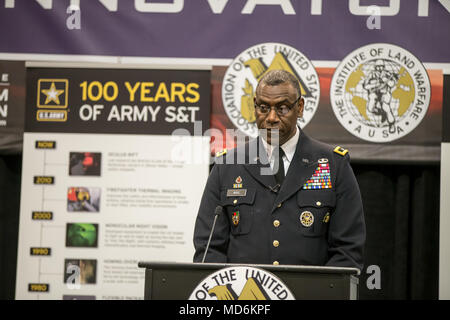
[0,1,449,63]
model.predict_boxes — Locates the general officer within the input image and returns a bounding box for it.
[193,69,366,271]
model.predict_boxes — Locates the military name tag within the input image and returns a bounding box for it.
[227,189,247,197]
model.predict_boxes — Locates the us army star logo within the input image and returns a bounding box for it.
[37,79,69,109]
[41,82,64,105]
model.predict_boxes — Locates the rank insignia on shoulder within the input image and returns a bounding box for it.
[215,149,227,157]
[333,146,348,156]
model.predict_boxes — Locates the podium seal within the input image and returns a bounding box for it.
[189,266,295,300]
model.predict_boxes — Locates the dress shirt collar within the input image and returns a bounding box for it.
[261,126,299,162]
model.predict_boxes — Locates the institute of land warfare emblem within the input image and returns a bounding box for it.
[189,266,295,300]
[222,42,320,137]
[330,43,430,143]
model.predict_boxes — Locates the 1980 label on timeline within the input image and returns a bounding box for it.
[28,283,49,292]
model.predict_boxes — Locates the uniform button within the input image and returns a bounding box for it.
[273,220,280,227]
[273,261,279,265]
[277,203,282,208]
[316,201,322,206]
[273,240,279,247]
[233,199,238,205]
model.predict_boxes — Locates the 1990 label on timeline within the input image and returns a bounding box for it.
[30,247,51,256]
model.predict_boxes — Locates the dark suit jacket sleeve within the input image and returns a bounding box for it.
[193,164,230,263]
[326,154,366,271]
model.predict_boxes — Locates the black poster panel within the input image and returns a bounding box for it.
[443,75,450,143]
[0,60,26,154]
[25,68,211,135]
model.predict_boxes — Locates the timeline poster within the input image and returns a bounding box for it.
[16,68,211,299]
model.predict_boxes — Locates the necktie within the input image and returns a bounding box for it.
[274,147,285,186]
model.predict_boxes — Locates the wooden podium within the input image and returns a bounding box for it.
[138,261,360,300]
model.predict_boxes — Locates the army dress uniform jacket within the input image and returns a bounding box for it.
[193,131,366,270]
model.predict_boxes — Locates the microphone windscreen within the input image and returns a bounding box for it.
[214,205,223,216]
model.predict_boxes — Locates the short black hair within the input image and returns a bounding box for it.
[256,69,301,99]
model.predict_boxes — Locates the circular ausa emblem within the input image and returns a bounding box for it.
[222,42,320,137]
[189,266,295,300]
[330,43,431,143]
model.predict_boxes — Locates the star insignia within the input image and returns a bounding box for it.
[41,82,64,105]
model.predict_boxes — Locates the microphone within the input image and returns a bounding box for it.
[202,205,223,263]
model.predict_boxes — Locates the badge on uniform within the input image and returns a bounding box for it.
[232,211,240,226]
[303,158,332,190]
[227,189,247,197]
[300,211,314,227]
[233,176,243,189]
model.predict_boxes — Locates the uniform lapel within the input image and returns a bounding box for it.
[271,131,318,212]
[243,137,277,190]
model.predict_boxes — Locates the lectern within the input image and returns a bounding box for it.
[138,261,359,300]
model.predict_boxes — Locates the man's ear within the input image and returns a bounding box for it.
[298,97,305,118]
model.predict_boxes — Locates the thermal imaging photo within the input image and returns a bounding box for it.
[67,187,101,212]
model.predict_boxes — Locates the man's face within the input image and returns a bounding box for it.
[254,82,304,145]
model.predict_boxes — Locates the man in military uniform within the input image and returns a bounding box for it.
[193,70,365,270]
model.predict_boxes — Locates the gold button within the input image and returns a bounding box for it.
[233,199,238,205]
[316,201,322,206]
[273,240,279,247]
[273,261,279,265]
[277,203,282,208]
[273,220,280,227]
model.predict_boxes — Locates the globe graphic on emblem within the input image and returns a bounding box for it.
[344,59,415,128]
